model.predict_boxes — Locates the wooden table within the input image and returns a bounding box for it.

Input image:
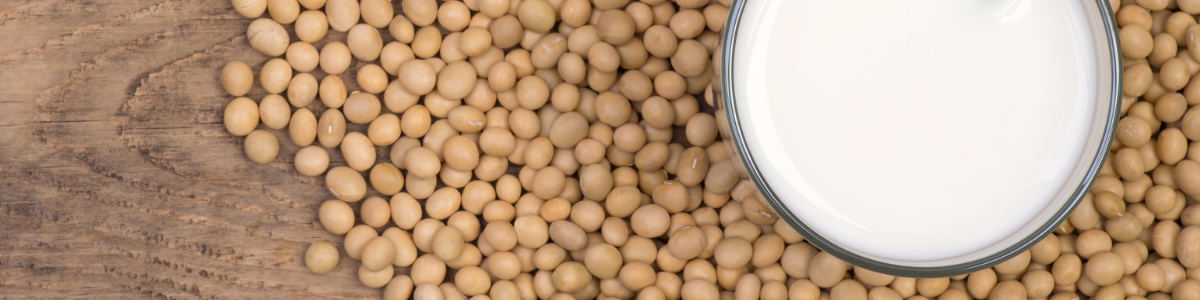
[1,1,385,298]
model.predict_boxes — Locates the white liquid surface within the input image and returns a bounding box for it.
[732,0,1098,263]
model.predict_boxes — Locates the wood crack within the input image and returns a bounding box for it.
[0,0,196,63]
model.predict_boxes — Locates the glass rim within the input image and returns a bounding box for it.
[717,0,1124,278]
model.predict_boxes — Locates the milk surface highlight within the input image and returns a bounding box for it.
[731,0,1097,262]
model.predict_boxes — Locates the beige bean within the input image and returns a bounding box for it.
[516,1,555,34]
[325,0,359,32]
[318,199,354,235]
[809,251,847,288]
[295,10,329,42]
[247,18,289,56]
[305,241,340,274]
[295,145,329,176]
[362,236,398,271]
[221,61,254,97]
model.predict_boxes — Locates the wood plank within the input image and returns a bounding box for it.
[0,1,382,299]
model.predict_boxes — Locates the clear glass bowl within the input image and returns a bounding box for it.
[712,0,1123,277]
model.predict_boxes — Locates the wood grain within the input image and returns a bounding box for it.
[0,1,386,299]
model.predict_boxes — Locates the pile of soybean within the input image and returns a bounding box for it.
[219,0,1200,299]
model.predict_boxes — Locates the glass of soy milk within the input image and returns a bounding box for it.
[714,0,1122,277]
